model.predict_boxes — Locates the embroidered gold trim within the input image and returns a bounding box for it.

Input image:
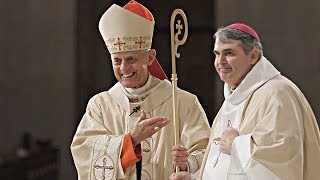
[105,36,152,53]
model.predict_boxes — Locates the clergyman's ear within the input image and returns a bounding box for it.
[148,49,156,65]
[250,47,259,65]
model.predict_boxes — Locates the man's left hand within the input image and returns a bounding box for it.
[219,126,239,155]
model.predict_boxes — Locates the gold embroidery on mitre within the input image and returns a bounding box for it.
[105,36,152,53]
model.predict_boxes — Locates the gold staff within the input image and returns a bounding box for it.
[170,9,188,173]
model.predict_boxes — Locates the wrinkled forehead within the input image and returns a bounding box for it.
[111,50,148,59]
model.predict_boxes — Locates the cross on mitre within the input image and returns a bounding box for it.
[135,37,146,48]
[113,38,126,51]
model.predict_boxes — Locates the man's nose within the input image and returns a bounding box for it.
[216,55,226,64]
[120,61,129,71]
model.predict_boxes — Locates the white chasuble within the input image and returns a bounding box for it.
[202,57,281,179]
[71,76,211,180]
[199,57,320,180]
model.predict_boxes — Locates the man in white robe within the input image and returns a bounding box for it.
[170,23,320,180]
[70,1,211,179]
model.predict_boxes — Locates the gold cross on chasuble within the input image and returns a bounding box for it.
[94,155,115,180]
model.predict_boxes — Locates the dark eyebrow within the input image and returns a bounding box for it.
[222,48,234,53]
[124,56,135,60]
[213,48,234,54]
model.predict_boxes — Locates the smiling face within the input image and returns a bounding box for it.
[111,49,155,88]
[213,38,259,88]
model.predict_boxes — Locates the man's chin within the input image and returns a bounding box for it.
[120,82,138,89]
[219,76,228,82]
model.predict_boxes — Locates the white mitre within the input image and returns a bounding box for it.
[99,1,154,53]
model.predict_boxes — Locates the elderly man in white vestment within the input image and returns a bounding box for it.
[170,23,320,180]
[70,1,211,180]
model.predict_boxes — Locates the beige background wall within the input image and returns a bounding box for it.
[0,0,76,179]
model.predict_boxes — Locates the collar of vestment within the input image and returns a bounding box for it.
[224,57,280,105]
[108,76,172,113]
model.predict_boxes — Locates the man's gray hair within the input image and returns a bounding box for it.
[214,27,263,59]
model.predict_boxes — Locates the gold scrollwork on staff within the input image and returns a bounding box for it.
[170,8,188,173]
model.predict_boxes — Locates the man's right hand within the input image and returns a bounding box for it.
[170,172,192,180]
[130,110,170,146]
[171,144,189,171]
